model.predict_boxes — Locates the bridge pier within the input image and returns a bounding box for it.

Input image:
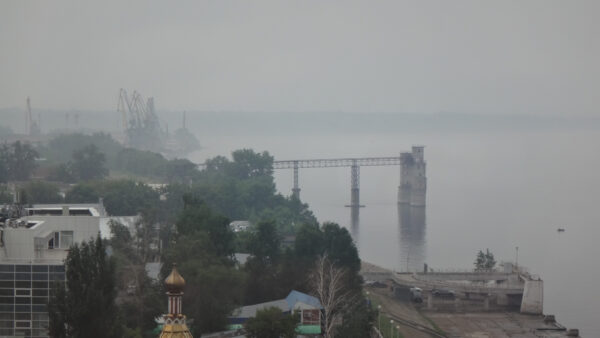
[345,161,365,210]
[350,162,359,208]
[292,161,300,199]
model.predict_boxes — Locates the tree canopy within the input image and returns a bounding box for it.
[20,180,62,204]
[71,144,109,181]
[161,196,243,335]
[474,249,497,271]
[245,307,299,338]
[48,236,122,338]
[65,179,160,216]
[0,141,38,182]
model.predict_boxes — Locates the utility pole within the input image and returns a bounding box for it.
[515,246,519,272]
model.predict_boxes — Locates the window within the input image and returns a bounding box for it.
[15,289,30,297]
[48,231,74,249]
[302,309,320,325]
[60,231,73,249]
[15,321,31,328]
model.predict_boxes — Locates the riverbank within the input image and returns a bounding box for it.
[362,261,580,338]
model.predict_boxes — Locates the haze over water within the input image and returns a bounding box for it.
[187,115,600,337]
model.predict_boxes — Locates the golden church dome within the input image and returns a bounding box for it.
[165,265,186,293]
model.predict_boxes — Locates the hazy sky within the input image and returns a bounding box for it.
[1,1,598,115]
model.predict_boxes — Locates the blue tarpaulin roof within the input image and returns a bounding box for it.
[285,290,323,310]
[229,290,322,324]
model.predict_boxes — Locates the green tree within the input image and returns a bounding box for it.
[64,184,99,203]
[321,222,361,290]
[161,200,243,335]
[334,297,376,338]
[9,141,38,181]
[245,307,299,338]
[176,194,234,258]
[484,249,496,270]
[230,149,274,179]
[65,180,160,216]
[48,236,122,338]
[474,249,496,271]
[244,220,286,304]
[249,220,281,263]
[71,144,109,181]
[162,233,243,335]
[108,220,162,337]
[21,181,62,204]
[41,132,121,166]
[294,223,324,260]
[115,148,168,178]
[0,141,38,182]
[163,158,197,184]
[474,250,486,271]
[49,163,76,183]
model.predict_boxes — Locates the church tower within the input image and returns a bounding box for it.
[159,265,193,338]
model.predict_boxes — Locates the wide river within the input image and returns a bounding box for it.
[188,116,599,336]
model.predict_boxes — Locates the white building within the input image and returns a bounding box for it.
[0,202,136,337]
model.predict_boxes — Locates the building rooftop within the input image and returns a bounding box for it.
[230,290,322,320]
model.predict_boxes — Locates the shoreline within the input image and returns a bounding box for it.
[362,260,580,338]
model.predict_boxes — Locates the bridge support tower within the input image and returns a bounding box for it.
[345,160,365,214]
[350,161,359,208]
[292,161,300,199]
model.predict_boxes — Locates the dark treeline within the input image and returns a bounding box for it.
[40,133,197,183]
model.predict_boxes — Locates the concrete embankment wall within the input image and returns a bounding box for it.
[520,279,543,314]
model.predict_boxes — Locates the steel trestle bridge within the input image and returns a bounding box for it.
[199,147,426,212]
[273,156,403,209]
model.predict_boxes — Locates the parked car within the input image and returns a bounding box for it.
[410,287,423,303]
[364,280,387,288]
[432,288,455,298]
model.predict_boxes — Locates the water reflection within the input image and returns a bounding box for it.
[398,204,427,272]
[350,207,360,240]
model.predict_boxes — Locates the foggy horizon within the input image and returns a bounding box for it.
[2,1,599,116]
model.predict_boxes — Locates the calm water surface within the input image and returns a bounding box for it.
[191,126,600,336]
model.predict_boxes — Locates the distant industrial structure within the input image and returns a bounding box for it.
[398,146,427,207]
[117,89,200,157]
[117,89,166,153]
[25,97,41,137]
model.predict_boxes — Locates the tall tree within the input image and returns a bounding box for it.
[21,180,62,204]
[8,141,38,181]
[48,236,122,338]
[474,248,496,271]
[70,144,109,181]
[244,220,285,304]
[249,220,281,263]
[108,221,162,336]
[0,141,38,182]
[176,194,234,258]
[163,158,197,184]
[484,249,496,270]
[310,255,358,338]
[230,149,274,179]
